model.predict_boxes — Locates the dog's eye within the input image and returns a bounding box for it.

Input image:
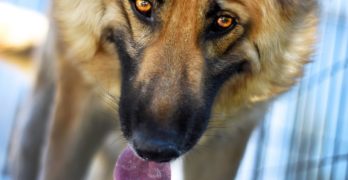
[214,15,237,31]
[135,0,152,17]
[206,14,238,38]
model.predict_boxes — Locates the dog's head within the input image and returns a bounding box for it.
[53,0,317,162]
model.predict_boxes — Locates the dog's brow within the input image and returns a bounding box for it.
[218,0,245,6]
[157,0,165,4]
[205,0,220,17]
[209,0,246,15]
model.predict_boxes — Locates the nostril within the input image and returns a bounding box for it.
[133,139,180,162]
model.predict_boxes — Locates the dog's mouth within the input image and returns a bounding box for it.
[114,145,171,180]
[116,83,213,179]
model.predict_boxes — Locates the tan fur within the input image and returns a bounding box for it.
[8,0,318,179]
[214,0,317,115]
[52,0,317,115]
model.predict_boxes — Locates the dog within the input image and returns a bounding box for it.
[6,0,318,179]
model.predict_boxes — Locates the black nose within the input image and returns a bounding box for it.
[132,134,180,162]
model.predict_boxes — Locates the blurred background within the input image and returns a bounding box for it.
[0,0,347,179]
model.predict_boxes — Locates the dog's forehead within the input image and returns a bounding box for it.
[161,0,251,19]
[162,0,210,11]
[163,0,244,5]
[170,0,247,7]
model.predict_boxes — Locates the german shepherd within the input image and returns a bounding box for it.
[6,0,318,179]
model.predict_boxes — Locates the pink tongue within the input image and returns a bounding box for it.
[114,146,171,180]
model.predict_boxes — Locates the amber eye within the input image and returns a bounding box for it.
[135,0,152,16]
[216,15,236,29]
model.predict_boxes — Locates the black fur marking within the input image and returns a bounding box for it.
[112,30,138,138]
